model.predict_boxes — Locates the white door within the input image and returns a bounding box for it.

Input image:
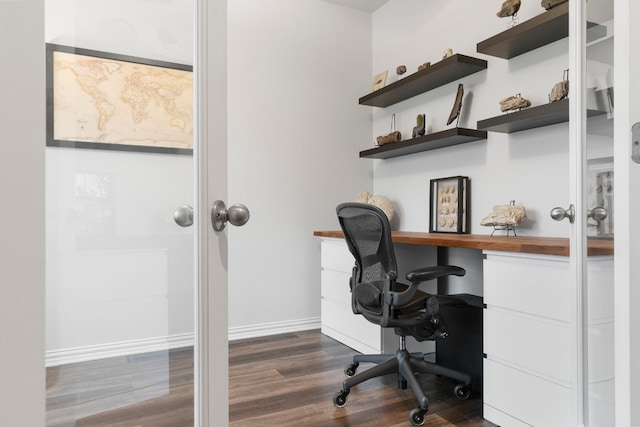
[549,0,616,425]
[612,1,640,425]
[0,1,228,426]
[566,0,634,425]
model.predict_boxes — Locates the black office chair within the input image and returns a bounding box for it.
[332,202,473,426]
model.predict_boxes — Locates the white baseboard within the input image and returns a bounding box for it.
[46,318,321,366]
[46,333,194,367]
[228,317,321,341]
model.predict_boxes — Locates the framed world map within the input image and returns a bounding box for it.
[46,44,193,155]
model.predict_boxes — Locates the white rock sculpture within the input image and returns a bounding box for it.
[355,191,394,221]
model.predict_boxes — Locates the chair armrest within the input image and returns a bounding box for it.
[405,265,465,283]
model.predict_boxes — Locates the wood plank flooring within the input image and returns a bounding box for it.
[46,330,496,426]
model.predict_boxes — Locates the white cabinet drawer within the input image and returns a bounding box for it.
[321,299,381,353]
[483,252,570,321]
[484,308,571,384]
[321,269,351,306]
[484,358,571,427]
[321,238,354,273]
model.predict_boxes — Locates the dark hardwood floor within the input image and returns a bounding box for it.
[46,330,495,426]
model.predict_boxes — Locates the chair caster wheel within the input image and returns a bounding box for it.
[454,383,471,400]
[344,362,359,377]
[333,390,349,408]
[409,407,427,426]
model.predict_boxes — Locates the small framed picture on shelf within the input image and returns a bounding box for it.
[429,176,469,234]
[371,70,388,91]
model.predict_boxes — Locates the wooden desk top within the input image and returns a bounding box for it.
[313,231,614,257]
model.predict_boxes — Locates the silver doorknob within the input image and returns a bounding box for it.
[550,205,575,223]
[211,200,250,231]
[173,205,194,227]
[588,206,608,222]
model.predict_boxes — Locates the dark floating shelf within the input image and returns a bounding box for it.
[359,54,487,108]
[477,98,606,133]
[477,3,607,59]
[359,128,487,160]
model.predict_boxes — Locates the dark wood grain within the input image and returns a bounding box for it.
[314,230,614,256]
[359,128,487,160]
[358,54,487,108]
[46,330,495,426]
[229,330,494,427]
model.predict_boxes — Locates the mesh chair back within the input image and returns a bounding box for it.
[336,203,397,286]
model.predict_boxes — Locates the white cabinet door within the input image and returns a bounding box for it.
[320,238,382,354]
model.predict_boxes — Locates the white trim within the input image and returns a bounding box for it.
[228,318,321,341]
[45,333,195,367]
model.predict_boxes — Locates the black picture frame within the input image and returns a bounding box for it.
[46,43,193,155]
[429,176,470,234]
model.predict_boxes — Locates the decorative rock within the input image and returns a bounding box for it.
[412,114,425,138]
[496,0,521,17]
[355,191,394,221]
[396,65,407,76]
[541,0,567,10]
[481,204,527,227]
[418,62,431,71]
[376,131,402,146]
[442,48,454,60]
[499,94,531,112]
[447,84,464,125]
[549,80,569,102]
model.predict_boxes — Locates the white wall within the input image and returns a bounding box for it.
[227,0,372,333]
[371,0,574,237]
[0,0,45,424]
[45,0,195,361]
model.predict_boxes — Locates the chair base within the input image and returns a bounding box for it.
[334,340,472,426]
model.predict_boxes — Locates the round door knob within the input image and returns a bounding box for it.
[211,200,250,231]
[550,205,575,223]
[173,205,194,227]
[588,206,608,222]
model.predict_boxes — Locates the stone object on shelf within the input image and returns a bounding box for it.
[442,48,454,60]
[418,61,432,71]
[481,203,527,227]
[541,0,567,10]
[447,84,464,125]
[376,131,402,146]
[354,191,394,221]
[499,93,532,112]
[549,69,569,102]
[496,0,521,18]
[413,114,426,138]
[549,80,569,102]
[396,65,407,77]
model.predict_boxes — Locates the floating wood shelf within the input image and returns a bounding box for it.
[477,98,606,133]
[477,3,607,59]
[359,128,487,160]
[359,54,487,108]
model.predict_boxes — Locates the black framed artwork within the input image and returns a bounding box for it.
[46,43,193,155]
[429,176,470,234]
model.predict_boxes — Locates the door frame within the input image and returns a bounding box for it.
[195,0,229,425]
[614,0,637,425]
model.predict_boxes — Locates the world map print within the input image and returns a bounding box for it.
[52,50,193,151]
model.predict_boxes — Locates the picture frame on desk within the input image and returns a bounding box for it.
[429,176,469,234]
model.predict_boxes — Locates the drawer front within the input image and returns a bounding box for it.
[483,253,570,321]
[321,299,381,353]
[484,308,571,384]
[484,358,571,427]
[321,269,351,306]
[321,238,354,273]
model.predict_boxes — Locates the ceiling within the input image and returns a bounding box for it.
[320,0,389,13]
